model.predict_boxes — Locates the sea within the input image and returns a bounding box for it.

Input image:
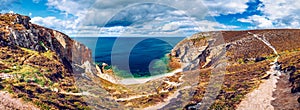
[73,37,184,78]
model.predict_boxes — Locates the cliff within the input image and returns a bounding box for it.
[0,13,109,109]
[0,13,92,67]
[171,29,300,109]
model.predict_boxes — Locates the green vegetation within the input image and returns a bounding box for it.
[0,69,12,73]
[190,35,208,43]
[39,41,49,51]
[104,65,113,70]
[0,46,89,109]
[237,58,245,64]
[149,56,170,76]
[111,66,133,78]
[42,50,54,60]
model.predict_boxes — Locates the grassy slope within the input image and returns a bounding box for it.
[182,30,300,109]
[0,46,89,109]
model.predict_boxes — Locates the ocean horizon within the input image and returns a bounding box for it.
[73,37,185,77]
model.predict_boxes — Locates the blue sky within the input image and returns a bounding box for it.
[1,0,299,37]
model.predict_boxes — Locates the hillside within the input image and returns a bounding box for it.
[0,13,299,109]
[0,13,123,109]
[171,29,300,109]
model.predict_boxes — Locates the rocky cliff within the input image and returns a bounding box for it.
[0,13,106,109]
[0,13,92,67]
[171,29,300,109]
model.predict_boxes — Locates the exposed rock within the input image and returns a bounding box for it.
[255,57,266,62]
[0,13,92,67]
[171,31,226,71]
[171,29,300,110]
[0,13,94,109]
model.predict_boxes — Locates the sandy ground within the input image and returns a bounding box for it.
[115,68,192,109]
[118,69,182,85]
[237,74,279,110]
[0,91,39,110]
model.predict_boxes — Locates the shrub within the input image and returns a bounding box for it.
[1,69,11,73]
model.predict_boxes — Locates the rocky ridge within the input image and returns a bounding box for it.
[171,29,300,109]
[0,13,92,68]
[0,13,109,109]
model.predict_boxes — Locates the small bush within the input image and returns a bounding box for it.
[1,69,11,73]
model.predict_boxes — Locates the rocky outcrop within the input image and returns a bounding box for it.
[172,29,300,109]
[0,13,99,109]
[171,31,226,71]
[0,13,92,67]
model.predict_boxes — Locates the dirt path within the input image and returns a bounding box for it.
[115,70,184,101]
[144,86,191,110]
[0,91,39,110]
[237,32,282,110]
[237,74,279,110]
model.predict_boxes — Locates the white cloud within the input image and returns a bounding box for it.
[46,0,250,26]
[31,16,70,29]
[239,0,300,29]
[238,15,273,28]
[31,16,81,35]
[8,11,14,14]
[196,20,239,31]
[202,0,249,16]
[33,0,244,37]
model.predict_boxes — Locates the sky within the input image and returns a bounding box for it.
[1,0,299,37]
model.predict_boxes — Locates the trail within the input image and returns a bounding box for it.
[237,32,282,110]
[59,91,94,96]
[115,69,191,110]
[0,91,39,110]
[250,32,279,62]
[144,86,191,110]
[115,94,154,102]
[115,69,184,101]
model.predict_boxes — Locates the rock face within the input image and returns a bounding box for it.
[0,13,100,109]
[171,29,300,110]
[0,13,92,66]
[171,31,226,71]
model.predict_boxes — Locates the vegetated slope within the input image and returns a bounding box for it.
[1,13,300,109]
[171,29,300,109]
[0,13,122,109]
[0,13,184,109]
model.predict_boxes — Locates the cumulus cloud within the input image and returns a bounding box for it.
[46,0,250,26]
[31,16,75,29]
[239,0,300,29]
[238,15,273,28]
[31,16,90,36]
[202,0,249,16]
[32,0,244,37]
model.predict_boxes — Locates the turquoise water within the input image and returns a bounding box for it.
[73,37,184,77]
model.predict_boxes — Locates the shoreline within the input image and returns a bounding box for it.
[117,68,182,85]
